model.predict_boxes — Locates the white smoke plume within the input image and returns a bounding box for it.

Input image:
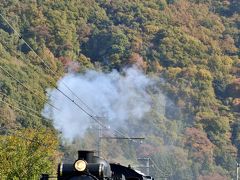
[42,67,158,141]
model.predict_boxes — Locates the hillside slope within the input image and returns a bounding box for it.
[0,0,239,179]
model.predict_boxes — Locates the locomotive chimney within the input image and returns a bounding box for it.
[78,150,94,163]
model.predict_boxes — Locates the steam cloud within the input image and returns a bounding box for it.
[42,67,158,140]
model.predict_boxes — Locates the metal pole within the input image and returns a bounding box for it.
[146,158,150,176]
[97,124,102,157]
[237,163,239,180]
[137,157,150,176]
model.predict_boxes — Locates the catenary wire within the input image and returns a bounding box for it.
[0,126,51,147]
[0,98,44,121]
[0,13,163,177]
[149,158,169,178]
[0,13,139,142]
[0,65,60,111]
[0,13,101,122]
[0,13,96,114]
[0,91,44,116]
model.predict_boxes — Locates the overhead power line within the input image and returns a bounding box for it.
[0,13,163,178]
[0,65,60,111]
[0,13,99,122]
[0,13,139,143]
[149,158,170,178]
[0,14,53,73]
[0,98,42,120]
[60,81,97,116]
[0,13,94,114]
[0,126,52,148]
[0,92,40,115]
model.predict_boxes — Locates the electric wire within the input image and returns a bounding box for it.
[0,126,50,147]
[61,81,97,116]
[0,77,56,144]
[0,98,43,122]
[0,13,101,123]
[0,99,58,150]
[0,13,95,114]
[0,65,60,111]
[0,53,111,138]
[0,94,51,142]
[149,158,169,178]
[0,14,53,73]
[0,91,43,116]
[0,14,164,178]
[55,86,108,129]
[0,14,158,175]
[0,13,140,143]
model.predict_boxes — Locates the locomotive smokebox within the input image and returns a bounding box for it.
[78,150,94,163]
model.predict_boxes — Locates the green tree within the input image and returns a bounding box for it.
[0,128,59,180]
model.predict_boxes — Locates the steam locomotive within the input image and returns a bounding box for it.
[40,150,154,180]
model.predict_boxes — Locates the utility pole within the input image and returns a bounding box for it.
[137,157,150,176]
[97,124,102,157]
[237,162,239,180]
[95,116,105,157]
[95,116,144,158]
[99,136,144,158]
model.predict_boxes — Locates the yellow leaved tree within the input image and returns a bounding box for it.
[0,128,60,180]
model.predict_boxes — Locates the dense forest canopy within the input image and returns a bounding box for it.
[0,0,239,179]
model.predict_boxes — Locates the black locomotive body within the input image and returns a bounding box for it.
[41,150,154,180]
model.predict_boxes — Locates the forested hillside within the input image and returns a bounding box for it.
[0,0,239,179]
